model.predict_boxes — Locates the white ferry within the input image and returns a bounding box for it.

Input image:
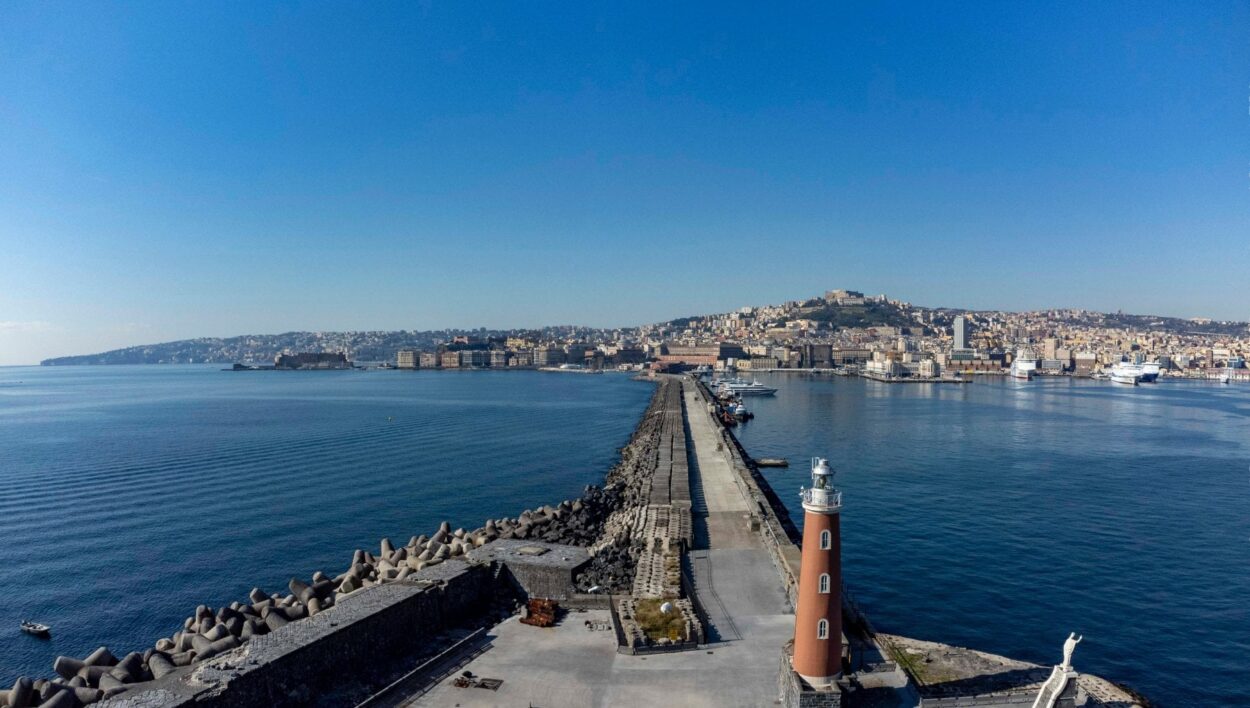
[1109,362,1142,385]
[1009,350,1037,380]
[717,378,777,396]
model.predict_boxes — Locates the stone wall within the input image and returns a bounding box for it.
[777,648,843,708]
[99,560,490,708]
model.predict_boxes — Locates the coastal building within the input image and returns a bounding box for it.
[611,347,646,365]
[418,351,440,369]
[953,315,972,352]
[742,356,779,370]
[489,349,507,368]
[800,344,833,369]
[832,348,871,365]
[396,350,419,369]
[440,351,461,369]
[1074,351,1096,376]
[655,342,748,369]
[459,350,490,368]
[918,359,941,377]
[790,458,845,692]
[533,347,566,367]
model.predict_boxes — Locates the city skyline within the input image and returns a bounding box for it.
[2,3,1248,366]
[32,286,1250,371]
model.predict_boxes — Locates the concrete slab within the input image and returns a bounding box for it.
[415,613,618,707]
[683,386,750,517]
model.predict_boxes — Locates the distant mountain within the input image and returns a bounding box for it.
[41,331,454,366]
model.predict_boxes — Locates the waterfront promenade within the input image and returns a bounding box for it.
[414,378,793,707]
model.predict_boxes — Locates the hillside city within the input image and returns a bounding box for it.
[41,289,1249,380]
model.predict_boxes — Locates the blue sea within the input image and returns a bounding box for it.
[733,373,1250,706]
[0,367,1246,705]
[0,366,653,685]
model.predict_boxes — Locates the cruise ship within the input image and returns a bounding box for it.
[1109,362,1142,385]
[1009,350,1037,380]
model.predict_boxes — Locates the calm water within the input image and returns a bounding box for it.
[733,373,1250,706]
[0,366,653,683]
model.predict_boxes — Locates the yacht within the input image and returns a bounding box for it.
[1109,362,1142,385]
[718,379,777,396]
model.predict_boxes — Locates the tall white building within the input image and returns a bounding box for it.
[953,316,971,351]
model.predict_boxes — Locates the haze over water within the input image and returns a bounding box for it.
[0,366,653,683]
[733,373,1250,707]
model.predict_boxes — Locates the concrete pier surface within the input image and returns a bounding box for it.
[412,379,793,707]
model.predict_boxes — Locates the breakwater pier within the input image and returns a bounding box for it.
[3,377,1145,708]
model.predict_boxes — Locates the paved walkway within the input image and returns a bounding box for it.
[412,379,793,707]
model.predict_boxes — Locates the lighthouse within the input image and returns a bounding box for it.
[792,457,843,688]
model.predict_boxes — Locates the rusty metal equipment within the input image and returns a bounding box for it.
[519,598,558,627]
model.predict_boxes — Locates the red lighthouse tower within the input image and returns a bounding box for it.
[792,457,843,688]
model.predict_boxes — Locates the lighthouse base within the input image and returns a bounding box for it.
[778,646,844,708]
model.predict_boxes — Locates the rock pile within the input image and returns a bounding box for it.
[576,378,685,594]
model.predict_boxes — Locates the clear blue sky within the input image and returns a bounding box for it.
[1,2,1246,364]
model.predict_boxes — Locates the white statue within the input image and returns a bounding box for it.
[1060,632,1083,671]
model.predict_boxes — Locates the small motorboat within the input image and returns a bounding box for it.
[20,620,50,637]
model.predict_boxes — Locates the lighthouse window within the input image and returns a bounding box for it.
[820,530,831,550]
[814,475,827,489]
[817,619,829,639]
[819,573,830,594]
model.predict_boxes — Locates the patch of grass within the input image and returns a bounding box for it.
[633,598,686,642]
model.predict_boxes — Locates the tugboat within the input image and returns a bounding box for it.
[20,620,50,637]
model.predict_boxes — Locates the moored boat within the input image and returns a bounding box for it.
[20,620,50,637]
[1009,349,1038,380]
[718,379,777,396]
[1109,362,1141,385]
